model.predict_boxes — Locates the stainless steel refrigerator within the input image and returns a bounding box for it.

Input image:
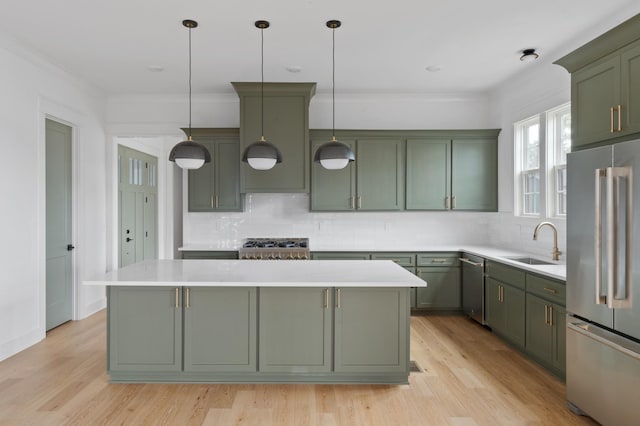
[567,138,640,425]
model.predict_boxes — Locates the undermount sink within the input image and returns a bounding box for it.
[505,256,555,266]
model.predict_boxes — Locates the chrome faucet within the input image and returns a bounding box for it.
[533,221,561,261]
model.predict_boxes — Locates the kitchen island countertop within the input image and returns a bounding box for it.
[84,259,427,288]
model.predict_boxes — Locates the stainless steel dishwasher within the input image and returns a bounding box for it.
[459,254,485,324]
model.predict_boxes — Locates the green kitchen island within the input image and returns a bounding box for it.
[84,259,426,384]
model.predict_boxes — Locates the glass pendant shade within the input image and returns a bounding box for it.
[169,137,211,170]
[242,138,282,170]
[313,138,355,170]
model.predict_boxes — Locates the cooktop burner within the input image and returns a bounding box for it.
[239,238,310,260]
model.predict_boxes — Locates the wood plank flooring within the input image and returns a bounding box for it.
[0,311,597,425]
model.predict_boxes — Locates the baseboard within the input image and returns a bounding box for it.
[0,327,44,362]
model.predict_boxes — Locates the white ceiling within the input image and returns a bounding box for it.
[1,0,639,96]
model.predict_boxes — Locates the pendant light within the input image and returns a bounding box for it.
[169,19,211,170]
[313,20,355,170]
[241,20,282,171]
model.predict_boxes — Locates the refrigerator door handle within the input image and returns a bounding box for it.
[609,166,633,309]
[595,168,607,305]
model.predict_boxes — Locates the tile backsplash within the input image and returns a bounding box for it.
[183,194,566,257]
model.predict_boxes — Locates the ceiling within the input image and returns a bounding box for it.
[1,0,639,96]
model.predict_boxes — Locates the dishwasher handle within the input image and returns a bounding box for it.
[459,257,483,267]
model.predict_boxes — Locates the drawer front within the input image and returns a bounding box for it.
[371,252,416,267]
[485,261,525,290]
[311,252,371,260]
[527,274,566,305]
[182,251,238,259]
[417,253,460,267]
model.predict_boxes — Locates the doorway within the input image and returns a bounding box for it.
[45,118,73,330]
[118,145,158,267]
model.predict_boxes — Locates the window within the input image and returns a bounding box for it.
[514,103,571,218]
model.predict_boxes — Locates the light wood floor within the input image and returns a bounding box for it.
[0,311,597,425]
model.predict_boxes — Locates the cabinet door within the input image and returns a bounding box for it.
[620,40,640,137]
[525,294,566,376]
[188,140,216,211]
[485,277,504,329]
[214,140,242,211]
[356,139,404,210]
[239,92,310,193]
[415,267,461,309]
[451,139,497,211]
[310,139,356,211]
[502,284,526,348]
[184,287,256,372]
[259,287,332,373]
[406,139,450,210]
[525,293,554,364]
[334,287,409,373]
[188,138,242,212]
[108,286,182,372]
[572,56,621,148]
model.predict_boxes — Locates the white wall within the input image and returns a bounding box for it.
[0,37,108,361]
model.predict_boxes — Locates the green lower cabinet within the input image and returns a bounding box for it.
[334,287,409,373]
[525,294,566,377]
[181,251,239,259]
[485,277,526,348]
[311,252,371,260]
[415,267,461,309]
[184,287,256,372]
[259,287,332,373]
[108,286,182,373]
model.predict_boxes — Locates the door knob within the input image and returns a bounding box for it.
[126,237,134,242]
[67,244,75,251]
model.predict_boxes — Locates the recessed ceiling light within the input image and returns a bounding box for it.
[147,65,165,72]
[285,65,303,73]
[520,49,539,62]
[425,65,442,72]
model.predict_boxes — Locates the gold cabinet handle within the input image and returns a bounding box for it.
[543,287,558,294]
[336,288,341,308]
[445,196,450,209]
[618,104,622,132]
[210,195,214,209]
[452,195,457,210]
[324,288,329,309]
[175,287,180,308]
[357,196,362,209]
[350,196,355,210]
[610,107,615,133]
[431,258,448,263]
[186,287,191,308]
[544,304,549,325]
[548,306,553,326]
[214,196,219,209]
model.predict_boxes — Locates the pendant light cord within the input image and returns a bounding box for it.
[261,25,265,140]
[188,25,192,139]
[332,26,336,141]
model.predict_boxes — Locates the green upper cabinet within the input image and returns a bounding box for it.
[451,138,498,211]
[406,139,450,210]
[187,129,243,212]
[233,82,316,193]
[356,138,404,210]
[405,131,499,211]
[310,139,356,211]
[310,131,405,211]
[555,15,640,149]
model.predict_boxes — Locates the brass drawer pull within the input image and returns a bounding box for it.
[175,287,180,308]
[543,287,558,294]
[186,288,191,308]
[618,104,622,132]
[610,106,615,133]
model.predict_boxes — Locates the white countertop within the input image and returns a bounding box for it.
[179,244,566,281]
[84,259,427,288]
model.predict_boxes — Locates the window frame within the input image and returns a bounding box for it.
[514,102,570,219]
